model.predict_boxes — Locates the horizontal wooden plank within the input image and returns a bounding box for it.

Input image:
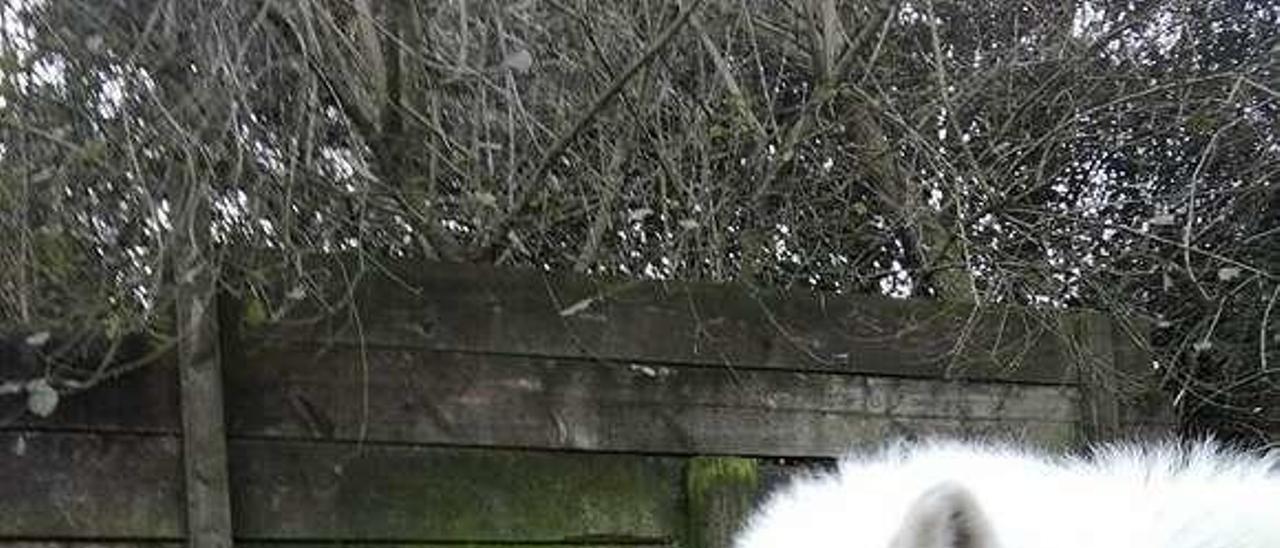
[2,358,180,434]
[3,337,1081,458]
[227,344,1080,456]
[255,263,1078,384]
[0,432,184,538]
[229,440,683,542]
[0,432,684,542]
[233,545,665,548]
[1,432,1107,542]
[0,544,182,548]
[0,540,660,545]
[231,545,667,548]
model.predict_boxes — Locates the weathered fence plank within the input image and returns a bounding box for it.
[5,342,1081,458]
[228,440,684,542]
[259,263,1078,384]
[0,433,684,542]
[0,432,184,538]
[0,544,184,548]
[225,344,1080,456]
[0,544,659,548]
[232,545,670,548]
[2,358,180,434]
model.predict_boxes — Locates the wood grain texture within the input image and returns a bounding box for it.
[177,292,233,548]
[256,263,1079,384]
[0,544,662,548]
[230,545,667,548]
[226,344,1081,456]
[0,434,684,542]
[227,440,683,542]
[5,339,1082,458]
[0,432,184,538]
[2,358,181,434]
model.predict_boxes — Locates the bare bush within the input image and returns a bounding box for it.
[1,0,1276,441]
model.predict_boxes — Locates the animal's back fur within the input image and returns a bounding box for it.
[735,439,1280,548]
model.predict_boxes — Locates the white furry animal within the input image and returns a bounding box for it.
[735,440,1280,548]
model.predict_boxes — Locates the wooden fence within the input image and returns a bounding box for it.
[0,262,1170,548]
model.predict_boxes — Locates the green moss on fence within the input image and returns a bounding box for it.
[684,457,761,548]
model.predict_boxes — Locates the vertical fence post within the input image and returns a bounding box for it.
[1072,312,1122,444]
[684,457,760,548]
[177,277,233,548]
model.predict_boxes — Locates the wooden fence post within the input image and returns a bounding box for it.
[1071,312,1122,444]
[177,279,233,548]
[684,457,760,548]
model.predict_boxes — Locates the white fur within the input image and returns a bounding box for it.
[735,439,1280,548]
